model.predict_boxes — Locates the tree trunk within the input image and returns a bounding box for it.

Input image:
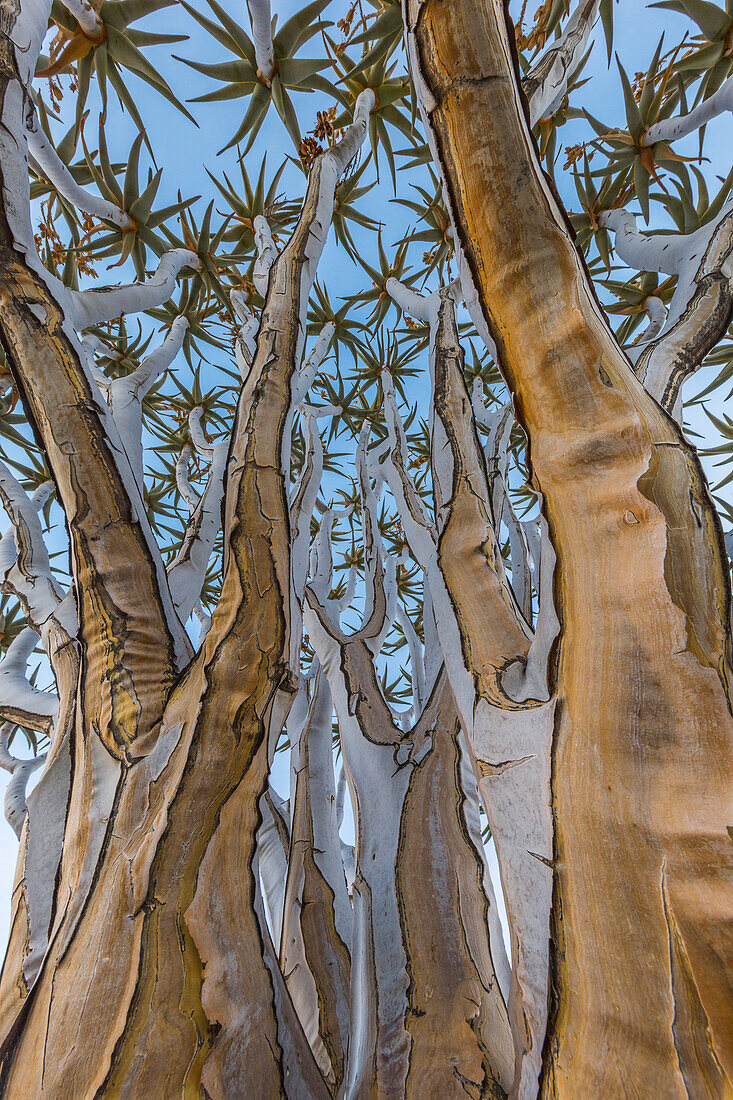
[405,0,733,1094]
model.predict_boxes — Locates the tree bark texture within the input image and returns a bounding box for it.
[405,1,733,1094]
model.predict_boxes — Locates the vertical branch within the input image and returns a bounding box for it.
[0,9,193,769]
[247,0,275,82]
[304,460,514,1095]
[523,0,601,126]
[307,574,516,1098]
[280,669,352,1093]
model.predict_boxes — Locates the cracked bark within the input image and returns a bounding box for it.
[0,7,371,1082]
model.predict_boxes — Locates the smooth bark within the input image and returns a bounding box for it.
[405,0,733,1094]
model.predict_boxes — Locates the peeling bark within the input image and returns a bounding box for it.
[305,590,515,1097]
[280,670,351,1093]
[0,9,372,1084]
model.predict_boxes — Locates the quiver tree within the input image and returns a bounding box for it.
[0,0,730,1097]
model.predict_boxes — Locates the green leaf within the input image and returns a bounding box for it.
[275,0,331,57]
[679,0,731,40]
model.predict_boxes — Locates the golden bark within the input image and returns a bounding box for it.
[0,123,352,1097]
[396,677,513,1100]
[406,0,733,1094]
[431,287,533,707]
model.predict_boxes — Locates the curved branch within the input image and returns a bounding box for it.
[0,627,59,733]
[0,724,46,840]
[601,208,689,274]
[253,214,278,296]
[175,444,201,512]
[602,204,733,411]
[523,0,601,127]
[0,460,64,631]
[70,250,200,327]
[633,206,733,412]
[167,410,228,624]
[105,317,188,484]
[231,290,259,380]
[643,74,733,146]
[295,321,336,403]
[27,120,133,231]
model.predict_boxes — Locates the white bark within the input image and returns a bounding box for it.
[643,74,733,145]
[231,290,259,380]
[471,698,556,1099]
[175,444,201,512]
[59,0,103,37]
[603,203,733,409]
[0,459,65,631]
[0,627,59,732]
[524,0,601,127]
[258,786,291,952]
[167,409,228,623]
[0,723,46,839]
[27,121,133,231]
[295,322,336,403]
[601,208,692,275]
[101,317,188,485]
[247,0,275,82]
[253,213,278,296]
[280,669,351,1082]
[71,250,200,327]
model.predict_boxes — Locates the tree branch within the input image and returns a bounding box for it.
[166,409,228,625]
[59,0,104,38]
[280,668,351,1092]
[0,461,64,633]
[247,0,275,82]
[99,317,188,485]
[523,0,601,127]
[19,94,377,1100]
[304,580,516,1096]
[253,213,278,296]
[70,250,200,327]
[0,723,46,840]
[27,119,133,232]
[643,74,733,146]
[603,204,733,412]
[0,9,193,767]
[0,627,58,734]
